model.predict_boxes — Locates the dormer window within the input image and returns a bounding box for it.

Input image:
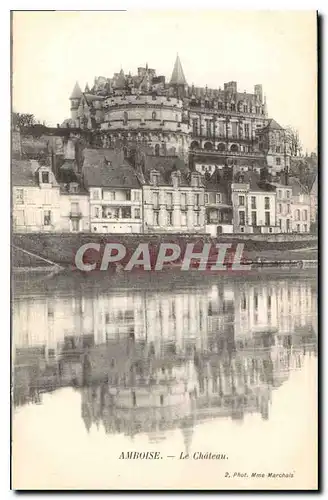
[41,171,49,184]
[150,171,160,186]
[69,183,78,194]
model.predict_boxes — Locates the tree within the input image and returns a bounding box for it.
[285,127,302,157]
[12,112,37,129]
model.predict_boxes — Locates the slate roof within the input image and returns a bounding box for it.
[70,82,83,100]
[139,155,198,187]
[288,176,309,196]
[82,148,141,189]
[234,171,276,192]
[262,118,284,131]
[170,55,187,86]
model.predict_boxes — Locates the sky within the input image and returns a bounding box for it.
[12,10,317,153]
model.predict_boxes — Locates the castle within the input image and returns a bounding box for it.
[64,55,290,176]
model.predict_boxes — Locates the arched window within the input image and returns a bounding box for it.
[204,142,213,151]
[155,144,160,156]
[152,111,156,121]
[190,141,200,149]
[217,143,226,152]
[231,102,236,111]
[123,111,128,125]
[230,144,239,153]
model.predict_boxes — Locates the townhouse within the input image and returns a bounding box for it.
[140,156,205,233]
[82,149,143,233]
[231,171,279,234]
[204,169,233,236]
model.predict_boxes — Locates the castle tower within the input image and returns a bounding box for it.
[69,82,83,120]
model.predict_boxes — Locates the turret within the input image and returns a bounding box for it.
[69,82,83,120]
[170,54,187,98]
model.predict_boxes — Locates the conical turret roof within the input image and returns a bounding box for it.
[170,55,187,85]
[70,82,83,100]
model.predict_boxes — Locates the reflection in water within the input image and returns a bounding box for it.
[13,275,317,452]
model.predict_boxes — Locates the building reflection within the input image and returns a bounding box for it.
[13,278,317,447]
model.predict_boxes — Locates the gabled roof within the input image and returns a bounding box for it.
[82,149,141,189]
[170,55,187,86]
[288,176,310,196]
[310,174,318,195]
[265,118,284,131]
[70,82,83,100]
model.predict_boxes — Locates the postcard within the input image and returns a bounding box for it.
[11,10,318,491]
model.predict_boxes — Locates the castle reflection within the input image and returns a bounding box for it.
[13,276,317,448]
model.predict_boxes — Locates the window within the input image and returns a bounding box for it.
[276,157,281,165]
[102,226,108,232]
[15,210,25,226]
[264,197,270,210]
[244,123,250,138]
[297,224,300,232]
[206,120,212,138]
[286,219,290,232]
[94,207,100,218]
[231,102,236,111]
[251,196,256,209]
[304,224,308,232]
[71,219,79,232]
[71,202,79,215]
[286,191,290,199]
[276,146,281,153]
[152,111,156,120]
[121,207,131,218]
[254,292,258,310]
[44,210,51,226]
[153,191,159,207]
[41,171,49,184]
[279,219,282,229]
[181,193,187,206]
[167,211,173,226]
[134,208,140,219]
[303,209,308,221]
[123,111,128,125]
[15,189,24,204]
[204,194,209,204]
[240,227,244,233]
[218,101,223,110]
[194,193,200,206]
[166,192,173,206]
[265,211,270,226]
[125,191,131,201]
[151,172,159,186]
[153,211,159,225]
[192,119,198,135]
[239,211,245,226]
[216,193,221,204]
[296,209,300,221]
[155,144,160,156]
[251,211,257,226]
[278,203,282,214]
[194,211,200,226]
[181,211,187,226]
[243,105,248,113]
[231,122,238,138]
[133,191,141,201]
[239,195,245,206]
[93,190,100,200]
[278,190,282,199]
[287,204,291,214]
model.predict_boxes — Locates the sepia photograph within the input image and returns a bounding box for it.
[11,9,318,491]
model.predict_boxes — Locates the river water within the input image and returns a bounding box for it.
[12,270,318,490]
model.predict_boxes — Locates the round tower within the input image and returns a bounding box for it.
[69,82,83,121]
